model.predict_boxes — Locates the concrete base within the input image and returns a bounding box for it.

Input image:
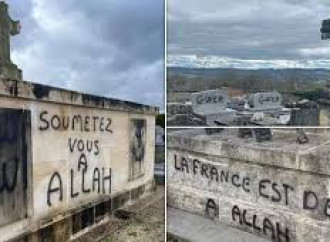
[168,207,268,242]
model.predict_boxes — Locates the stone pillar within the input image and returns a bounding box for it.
[0,1,22,80]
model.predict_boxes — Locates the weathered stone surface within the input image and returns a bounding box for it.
[0,79,157,241]
[168,207,269,242]
[247,92,283,110]
[169,150,330,221]
[167,102,193,116]
[169,183,330,242]
[191,89,229,115]
[167,114,206,126]
[287,100,320,126]
[168,129,330,241]
[0,78,158,115]
[168,129,330,175]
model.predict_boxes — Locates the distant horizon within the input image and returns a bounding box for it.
[168,55,330,70]
[168,0,330,71]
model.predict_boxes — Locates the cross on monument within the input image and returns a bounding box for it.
[0,1,22,80]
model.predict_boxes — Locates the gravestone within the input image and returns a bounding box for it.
[191,89,236,125]
[247,92,283,110]
[191,89,228,115]
[0,1,22,80]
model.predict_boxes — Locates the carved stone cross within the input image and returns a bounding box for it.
[0,1,22,80]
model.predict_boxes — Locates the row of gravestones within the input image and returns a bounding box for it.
[168,89,320,126]
[191,90,283,115]
[168,90,284,126]
[190,89,287,125]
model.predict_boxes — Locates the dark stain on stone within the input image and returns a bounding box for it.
[38,225,54,241]
[112,192,130,211]
[8,82,18,96]
[70,92,79,102]
[114,209,134,220]
[82,94,103,106]
[33,84,51,99]
[3,79,18,97]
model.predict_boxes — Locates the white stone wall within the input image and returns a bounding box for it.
[168,130,330,242]
[0,95,155,241]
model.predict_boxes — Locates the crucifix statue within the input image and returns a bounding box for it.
[0,1,22,80]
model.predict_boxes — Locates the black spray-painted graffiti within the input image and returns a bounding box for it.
[232,205,290,242]
[174,155,294,206]
[0,158,19,193]
[205,198,218,218]
[0,118,20,194]
[39,111,113,133]
[196,94,224,105]
[303,191,330,217]
[131,120,146,162]
[258,95,280,105]
[130,119,146,180]
[204,198,291,241]
[176,153,330,220]
[0,110,28,195]
[0,109,30,225]
[47,137,112,206]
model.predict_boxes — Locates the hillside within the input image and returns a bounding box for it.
[168,67,330,93]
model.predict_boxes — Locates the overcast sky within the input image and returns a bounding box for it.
[7,0,164,108]
[168,0,330,68]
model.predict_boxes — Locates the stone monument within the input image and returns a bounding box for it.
[0,1,22,80]
[246,91,283,111]
[191,89,236,125]
[244,91,292,125]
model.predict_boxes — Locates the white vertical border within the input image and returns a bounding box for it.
[164,0,168,240]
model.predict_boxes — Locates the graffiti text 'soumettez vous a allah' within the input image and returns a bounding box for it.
[38,111,113,133]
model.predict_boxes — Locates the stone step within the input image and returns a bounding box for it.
[168,207,269,242]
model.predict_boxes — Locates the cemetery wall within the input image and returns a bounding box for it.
[0,78,158,241]
[168,129,330,241]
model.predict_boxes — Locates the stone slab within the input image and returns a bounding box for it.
[0,78,158,115]
[168,129,330,241]
[168,206,269,242]
[191,89,229,115]
[168,129,330,176]
[168,184,330,242]
[168,148,330,221]
[247,92,283,110]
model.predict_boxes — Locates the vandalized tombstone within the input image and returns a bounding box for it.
[0,1,22,80]
[247,92,283,110]
[191,89,236,125]
[244,91,292,125]
[191,89,228,115]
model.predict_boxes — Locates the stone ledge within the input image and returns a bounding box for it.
[168,129,330,176]
[0,78,158,115]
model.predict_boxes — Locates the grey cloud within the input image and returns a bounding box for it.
[7,0,164,109]
[168,0,330,62]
